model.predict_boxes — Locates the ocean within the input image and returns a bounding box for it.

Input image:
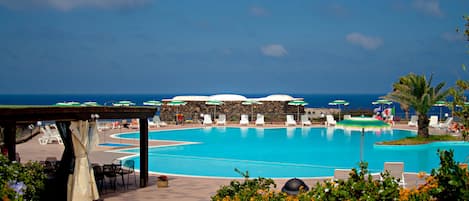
[0,94,451,118]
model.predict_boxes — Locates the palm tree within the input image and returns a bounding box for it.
[385,73,449,138]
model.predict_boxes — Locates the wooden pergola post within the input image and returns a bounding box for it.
[3,122,17,162]
[139,118,149,187]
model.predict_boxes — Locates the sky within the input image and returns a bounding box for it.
[0,0,469,95]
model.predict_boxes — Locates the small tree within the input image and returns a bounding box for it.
[385,73,449,138]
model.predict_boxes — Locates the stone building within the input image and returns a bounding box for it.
[159,94,306,123]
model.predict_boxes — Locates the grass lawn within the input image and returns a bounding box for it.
[379,134,462,145]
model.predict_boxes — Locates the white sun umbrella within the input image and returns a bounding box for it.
[112,100,136,106]
[143,100,162,106]
[433,100,447,121]
[336,117,391,161]
[288,100,309,121]
[82,101,100,106]
[241,100,263,120]
[205,100,224,119]
[328,100,349,120]
[55,101,81,106]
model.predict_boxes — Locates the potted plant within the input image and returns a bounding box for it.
[157,175,168,188]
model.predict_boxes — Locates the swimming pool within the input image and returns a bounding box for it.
[115,127,469,178]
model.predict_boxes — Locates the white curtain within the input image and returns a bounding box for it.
[67,121,100,201]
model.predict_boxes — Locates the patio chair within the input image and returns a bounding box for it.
[103,164,118,191]
[429,115,439,128]
[129,119,139,129]
[39,125,63,145]
[255,114,265,126]
[407,115,418,127]
[153,116,167,127]
[301,114,311,126]
[203,114,213,125]
[92,165,105,193]
[343,115,352,120]
[382,162,406,187]
[438,117,453,129]
[118,160,136,189]
[285,115,296,126]
[325,115,336,126]
[217,114,226,125]
[240,114,249,126]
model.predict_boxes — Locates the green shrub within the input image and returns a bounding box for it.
[0,155,46,201]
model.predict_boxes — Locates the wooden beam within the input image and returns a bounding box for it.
[139,118,149,187]
[3,123,16,161]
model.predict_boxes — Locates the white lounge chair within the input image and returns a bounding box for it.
[255,114,265,126]
[429,115,439,128]
[129,119,139,129]
[148,119,157,128]
[39,125,63,145]
[382,162,406,187]
[333,169,352,181]
[203,114,213,125]
[325,115,336,126]
[285,115,296,126]
[439,117,453,129]
[301,114,311,126]
[217,114,226,125]
[97,121,111,131]
[407,115,418,127]
[343,115,351,120]
[153,116,167,127]
[240,114,249,126]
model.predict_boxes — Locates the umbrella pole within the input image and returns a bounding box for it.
[297,106,300,122]
[338,105,341,121]
[360,128,364,162]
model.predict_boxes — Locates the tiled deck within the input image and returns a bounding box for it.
[16,122,443,200]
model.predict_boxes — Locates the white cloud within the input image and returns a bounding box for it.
[249,6,269,17]
[260,44,287,57]
[0,0,150,11]
[412,0,443,17]
[441,32,464,42]
[345,32,383,50]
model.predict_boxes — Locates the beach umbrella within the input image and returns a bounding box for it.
[336,117,390,161]
[112,100,136,106]
[433,101,447,120]
[242,100,263,120]
[328,100,349,120]
[205,100,224,119]
[143,100,162,106]
[372,99,393,116]
[288,100,309,121]
[82,101,100,106]
[55,101,81,106]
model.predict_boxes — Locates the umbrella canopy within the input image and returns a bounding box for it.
[288,100,308,121]
[82,101,100,106]
[112,100,136,106]
[242,100,263,119]
[336,117,390,161]
[167,100,187,106]
[143,100,162,106]
[55,101,81,106]
[433,101,447,120]
[328,100,349,120]
[372,99,393,105]
[205,100,224,118]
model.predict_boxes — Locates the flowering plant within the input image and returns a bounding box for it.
[157,175,168,181]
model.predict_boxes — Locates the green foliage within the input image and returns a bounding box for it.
[449,80,469,140]
[210,175,280,200]
[429,149,469,200]
[0,154,46,201]
[385,73,449,137]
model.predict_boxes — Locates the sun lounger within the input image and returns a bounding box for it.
[129,119,139,129]
[285,115,296,126]
[438,117,453,129]
[240,114,249,126]
[217,114,226,125]
[343,115,351,120]
[153,116,167,127]
[325,115,336,126]
[407,115,418,127]
[203,114,213,125]
[39,125,63,145]
[429,115,439,128]
[301,114,311,126]
[382,162,406,187]
[255,114,265,126]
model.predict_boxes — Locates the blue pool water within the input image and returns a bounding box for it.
[116,127,469,178]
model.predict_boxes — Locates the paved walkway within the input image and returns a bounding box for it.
[15,122,447,201]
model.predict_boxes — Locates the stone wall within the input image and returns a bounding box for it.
[160,101,305,123]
